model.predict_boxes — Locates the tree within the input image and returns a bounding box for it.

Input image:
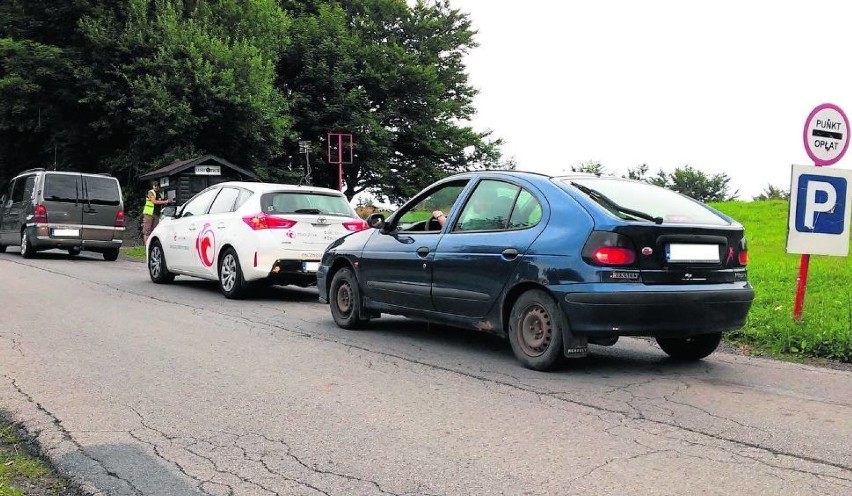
[78,0,293,182]
[624,163,650,181]
[652,165,738,202]
[277,0,505,203]
[753,183,789,201]
[570,160,607,177]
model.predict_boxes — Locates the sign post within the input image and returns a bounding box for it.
[790,103,851,320]
[327,132,353,192]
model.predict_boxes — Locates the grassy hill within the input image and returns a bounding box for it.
[709,200,852,362]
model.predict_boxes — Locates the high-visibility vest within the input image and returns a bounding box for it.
[142,189,156,216]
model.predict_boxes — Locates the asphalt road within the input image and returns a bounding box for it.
[1,250,851,496]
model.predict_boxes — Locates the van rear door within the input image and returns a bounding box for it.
[82,175,123,242]
[42,173,84,243]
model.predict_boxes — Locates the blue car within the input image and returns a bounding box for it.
[317,171,754,371]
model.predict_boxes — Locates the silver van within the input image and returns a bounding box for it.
[0,169,125,260]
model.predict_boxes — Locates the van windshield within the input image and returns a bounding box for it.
[85,176,121,206]
[43,175,79,203]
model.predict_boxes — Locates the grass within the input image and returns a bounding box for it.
[120,245,146,260]
[710,200,852,362]
[0,415,74,496]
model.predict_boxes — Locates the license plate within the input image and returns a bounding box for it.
[666,244,720,263]
[302,261,320,272]
[52,228,80,237]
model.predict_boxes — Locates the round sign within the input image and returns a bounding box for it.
[803,103,849,166]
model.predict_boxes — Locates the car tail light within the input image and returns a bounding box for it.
[115,210,125,227]
[242,212,296,230]
[342,219,369,232]
[34,204,48,223]
[582,231,637,267]
[592,247,636,265]
[737,238,748,266]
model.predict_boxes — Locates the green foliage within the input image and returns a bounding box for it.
[0,0,507,205]
[570,160,607,176]
[711,200,852,362]
[78,0,293,179]
[753,183,790,201]
[653,165,738,202]
[278,0,505,202]
[624,163,650,181]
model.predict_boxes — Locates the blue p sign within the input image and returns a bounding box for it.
[795,175,847,234]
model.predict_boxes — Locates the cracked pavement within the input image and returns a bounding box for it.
[1,252,851,495]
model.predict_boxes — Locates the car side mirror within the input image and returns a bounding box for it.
[160,206,177,218]
[367,213,386,231]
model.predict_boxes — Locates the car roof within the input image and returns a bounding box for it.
[213,181,347,196]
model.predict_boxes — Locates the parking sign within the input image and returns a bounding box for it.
[787,164,852,256]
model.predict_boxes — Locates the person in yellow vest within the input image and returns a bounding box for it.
[142,180,170,246]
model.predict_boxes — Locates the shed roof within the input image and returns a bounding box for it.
[138,154,259,181]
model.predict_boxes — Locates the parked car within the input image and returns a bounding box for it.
[317,171,755,371]
[0,169,125,260]
[146,181,368,298]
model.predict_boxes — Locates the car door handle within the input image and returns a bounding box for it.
[502,248,519,260]
[416,246,430,258]
[188,224,197,231]
[216,223,226,229]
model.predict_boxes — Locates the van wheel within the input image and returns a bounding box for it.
[68,247,81,256]
[219,248,247,299]
[508,289,566,371]
[329,267,369,329]
[656,333,722,360]
[20,230,35,259]
[103,248,119,261]
[148,240,175,284]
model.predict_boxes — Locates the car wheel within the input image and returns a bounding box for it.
[656,333,722,361]
[20,230,35,259]
[148,240,175,284]
[329,267,368,329]
[219,247,247,299]
[68,247,81,256]
[103,248,119,261]
[0,242,6,253]
[508,289,566,371]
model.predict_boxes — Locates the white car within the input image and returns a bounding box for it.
[146,181,367,298]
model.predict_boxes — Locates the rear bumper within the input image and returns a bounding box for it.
[556,283,755,337]
[29,225,122,251]
[244,258,320,287]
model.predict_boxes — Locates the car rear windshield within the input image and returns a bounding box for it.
[85,176,121,206]
[261,192,354,217]
[43,174,79,203]
[561,177,731,226]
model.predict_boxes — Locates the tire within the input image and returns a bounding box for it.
[329,267,368,329]
[0,243,6,253]
[103,248,119,261]
[656,333,722,361]
[218,247,247,299]
[508,289,566,371]
[68,247,81,256]
[148,240,175,284]
[20,230,35,259]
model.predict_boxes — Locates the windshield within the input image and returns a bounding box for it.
[261,191,354,217]
[561,177,731,226]
[44,174,79,203]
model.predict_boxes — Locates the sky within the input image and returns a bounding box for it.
[448,0,852,200]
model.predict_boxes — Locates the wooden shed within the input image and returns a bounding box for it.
[138,155,259,205]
